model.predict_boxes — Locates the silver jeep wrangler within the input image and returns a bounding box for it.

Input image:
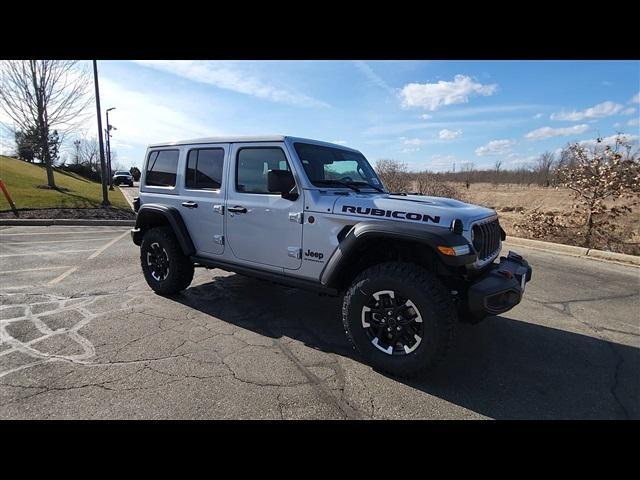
[131,136,531,377]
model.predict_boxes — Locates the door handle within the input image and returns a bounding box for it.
[181,201,198,208]
[227,206,247,214]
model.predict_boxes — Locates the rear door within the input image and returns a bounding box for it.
[179,144,228,256]
[225,143,303,270]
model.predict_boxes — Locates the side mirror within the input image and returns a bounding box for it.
[268,170,298,200]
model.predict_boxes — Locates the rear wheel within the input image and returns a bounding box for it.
[140,226,194,295]
[342,262,457,378]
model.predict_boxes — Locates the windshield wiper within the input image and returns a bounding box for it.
[314,180,360,192]
[346,180,385,193]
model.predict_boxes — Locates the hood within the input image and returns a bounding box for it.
[332,193,496,231]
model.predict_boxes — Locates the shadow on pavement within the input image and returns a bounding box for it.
[173,272,639,420]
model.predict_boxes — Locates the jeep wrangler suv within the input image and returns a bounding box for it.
[131,136,531,377]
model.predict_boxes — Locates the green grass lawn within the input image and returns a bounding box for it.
[0,155,130,211]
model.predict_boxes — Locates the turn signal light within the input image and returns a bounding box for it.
[438,246,456,256]
[437,245,471,256]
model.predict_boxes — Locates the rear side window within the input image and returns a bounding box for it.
[145,150,179,187]
[236,147,290,194]
[186,148,225,190]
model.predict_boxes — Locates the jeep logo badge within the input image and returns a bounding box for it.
[303,249,324,263]
[304,249,324,260]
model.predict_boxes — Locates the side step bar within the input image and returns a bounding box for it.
[190,256,339,297]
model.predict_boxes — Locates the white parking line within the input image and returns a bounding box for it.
[2,238,110,245]
[0,249,97,258]
[87,230,130,259]
[47,267,79,285]
[0,230,128,236]
[0,266,71,275]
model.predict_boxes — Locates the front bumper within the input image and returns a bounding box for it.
[131,227,142,246]
[467,251,532,317]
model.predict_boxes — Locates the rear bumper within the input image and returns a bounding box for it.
[467,251,532,317]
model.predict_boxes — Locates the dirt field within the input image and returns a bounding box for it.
[449,182,640,255]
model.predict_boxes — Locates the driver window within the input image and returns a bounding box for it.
[236,147,290,194]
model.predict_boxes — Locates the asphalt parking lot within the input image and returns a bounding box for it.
[0,224,638,419]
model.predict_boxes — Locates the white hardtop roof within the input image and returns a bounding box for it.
[148,135,360,152]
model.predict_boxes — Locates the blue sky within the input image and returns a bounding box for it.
[2,60,639,171]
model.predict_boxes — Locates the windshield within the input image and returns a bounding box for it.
[293,142,383,190]
[115,171,130,176]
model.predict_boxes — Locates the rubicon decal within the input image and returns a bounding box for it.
[341,205,441,224]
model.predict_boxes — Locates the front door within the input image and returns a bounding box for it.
[179,144,228,256]
[225,143,303,270]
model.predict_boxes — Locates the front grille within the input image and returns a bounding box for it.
[472,219,501,260]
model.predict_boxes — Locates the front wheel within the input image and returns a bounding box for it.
[140,226,194,295]
[342,262,457,378]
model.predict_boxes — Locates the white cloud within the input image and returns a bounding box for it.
[533,113,544,119]
[331,140,348,145]
[430,154,456,168]
[354,61,393,93]
[628,118,639,127]
[550,101,625,121]
[133,60,328,108]
[420,114,432,120]
[506,154,538,166]
[94,77,220,148]
[438,129,462,140]
[631,93,640,104]
[401,147,420,153]
[403,138,426,146]
[622,107,637,116]
[399,74,497,111]
[524,124,589,141]
[578,134,639,148]
[364,117,528,136]
[475,139,516,156]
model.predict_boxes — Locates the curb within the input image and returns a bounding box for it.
[0,219,135,226]
[504,236,639,267]
[118,185,136,211]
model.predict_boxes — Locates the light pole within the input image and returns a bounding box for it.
[73,139,81,165]
[106,107,116,191]
[92,60,110,207]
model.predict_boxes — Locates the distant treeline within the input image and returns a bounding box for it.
[430,167,552,186]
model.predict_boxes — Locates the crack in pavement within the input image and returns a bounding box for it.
[526,293,637,419]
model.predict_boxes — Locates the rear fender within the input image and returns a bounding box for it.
[132,204,195,256]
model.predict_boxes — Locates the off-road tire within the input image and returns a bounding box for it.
[140,226,194,295]
[342,262,457,378]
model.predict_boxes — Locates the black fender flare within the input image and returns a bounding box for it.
[132,204,195,256]
[320,221,476,288]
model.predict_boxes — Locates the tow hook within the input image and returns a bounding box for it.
[498,270,513,279]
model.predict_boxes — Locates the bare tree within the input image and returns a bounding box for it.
[534,151,554,186]
[461,162,474,189]
[73,135,99,171]
[374,159,410,192]
[414,170,462,199]
[0,60,92,188]
[494,159,502,174]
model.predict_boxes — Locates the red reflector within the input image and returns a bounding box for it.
[498,270,513,279]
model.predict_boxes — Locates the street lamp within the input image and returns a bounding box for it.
[92,60,109,207]
[106,107,116,190]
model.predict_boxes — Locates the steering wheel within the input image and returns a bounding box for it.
[339,176,354,183]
